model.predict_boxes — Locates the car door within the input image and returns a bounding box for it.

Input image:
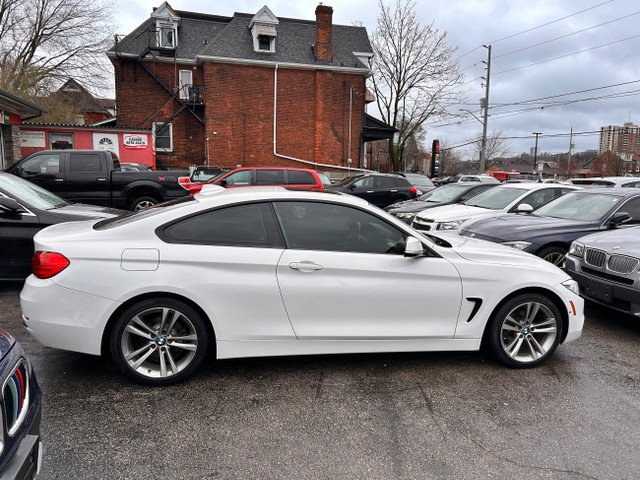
[273,201,463,340]
[64,151,110,205]
[0,201,42,279]
[12,152,66,196]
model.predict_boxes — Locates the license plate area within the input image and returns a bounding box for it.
[585,278,612,302]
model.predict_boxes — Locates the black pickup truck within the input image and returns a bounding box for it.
[8,150,189,210]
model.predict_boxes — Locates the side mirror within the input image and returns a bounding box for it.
[218,179,227,187]
[0,197,24,215]
[404,237,425,257]
[609,212,631,228]
[348,184,356,191]
[517,203,534,214]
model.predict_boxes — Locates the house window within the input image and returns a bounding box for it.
[153,122,173,152]
[179,70,192,100]
[159,26,175,48]
[258,35,272,51]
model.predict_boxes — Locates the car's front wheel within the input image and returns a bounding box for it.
[110,298,210,386]
[489,294,562,368]
[538,246,567,267]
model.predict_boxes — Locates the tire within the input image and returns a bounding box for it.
[110,298,210,386]
[538,246,567,267]
[489,293,562,368]
[130,196,158,211]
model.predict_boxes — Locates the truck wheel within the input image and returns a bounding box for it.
[130,196,158,211]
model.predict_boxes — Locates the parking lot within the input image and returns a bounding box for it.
[1,281,638,479]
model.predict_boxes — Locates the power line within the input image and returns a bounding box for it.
[493,10,640,59]
[493,33,640,76]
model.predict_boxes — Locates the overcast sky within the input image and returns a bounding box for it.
[110,0,640,158]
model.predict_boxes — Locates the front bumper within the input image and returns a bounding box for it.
[564,256,640,315]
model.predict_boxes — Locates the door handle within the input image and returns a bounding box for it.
[366,190,374,193]
[96,178,107,182]
[289,261,323,272]
[390,189,398,192]
[54,178,64,182]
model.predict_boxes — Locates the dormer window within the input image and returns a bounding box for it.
[159,26,175,48]
[249,6,279,53]
[151,2,181,50]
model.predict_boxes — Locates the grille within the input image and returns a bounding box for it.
[585,248,606,268]
[608,254,640,275]
[3,360,29,436]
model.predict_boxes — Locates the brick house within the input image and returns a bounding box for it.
[0,89,45,169]
[108,3,392,171]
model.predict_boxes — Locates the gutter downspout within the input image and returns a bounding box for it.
[273,64,370,173]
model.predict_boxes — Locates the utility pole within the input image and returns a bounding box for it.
[480,44,492,174]
[567,126,573,179]
[533,132,542,179]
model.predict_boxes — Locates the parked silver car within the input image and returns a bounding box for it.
[565,226,640,315]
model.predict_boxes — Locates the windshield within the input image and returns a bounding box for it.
[533,191,623,221]
[317,173,333,187]
[406,175,434,188]
[418,184,468,202]
[462,186,527,209]
[0,174,68,209]
[335,174,362,186]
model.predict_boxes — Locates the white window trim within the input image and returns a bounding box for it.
[153,122,173,152]
[158,24,177,49]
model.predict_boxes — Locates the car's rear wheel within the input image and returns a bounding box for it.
[110,298,209,386]
[538,246,567,267]
[489,294,561,368]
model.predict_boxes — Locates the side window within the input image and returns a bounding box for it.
[222,170,251,186]
[160,203,282,247]
[519,188,557,209]
[287,170,315,185]
[19,153,60,176]
[255,169,285,185]
[616,197,640,224]
[273,201,407,254]
[353,177,373,188]
[69,153,103,173]
[375,177,396,188]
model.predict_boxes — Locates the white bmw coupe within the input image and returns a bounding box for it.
[20,186,584,386]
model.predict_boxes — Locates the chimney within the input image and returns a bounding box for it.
[315,4,333,61]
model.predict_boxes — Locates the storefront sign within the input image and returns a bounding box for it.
[123,134,148,150]
[20,130,46,148]
[0,111,10,125]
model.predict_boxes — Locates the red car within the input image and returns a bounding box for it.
[182,167,332,194]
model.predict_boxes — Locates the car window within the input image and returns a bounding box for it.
[461,185,493,200]
[533,191,623,221]
[463,186,527,209]
[273,201,406,254]
[353,176,374,188]
[615,197,640,224]
[375,177,396,188]
[69,153,102,173]
[516,188,557,210]
[317,173,333,187]
[405,175,434,188]
[19,153,60,176]
[256,169,286,185]
[222,170,251,186]
[287,170,316,185]
[160,203,282,247]
[0,173,67,209]
[621,180,640,188]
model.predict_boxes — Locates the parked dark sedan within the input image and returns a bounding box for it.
[327,172,417,207]
[458,188,640,265]
[565,226,640,315]
[385,182,498,224]
[0,327,42,478]
[0,172,124,280]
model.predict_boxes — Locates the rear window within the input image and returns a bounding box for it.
[287,170,316,185]
[255,169,285,185]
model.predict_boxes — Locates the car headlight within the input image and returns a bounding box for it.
[415,189,424,196]
[397,212,417,219]
[569,241,585,257]
[502,241,532,251]
[562,279,580,296]
[437,219,465,230]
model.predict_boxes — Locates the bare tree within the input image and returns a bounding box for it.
[438,138,465,176]
[370,0,463,171]
[473,130,512,167]
[600,151,626,176]
[0,0,114,99]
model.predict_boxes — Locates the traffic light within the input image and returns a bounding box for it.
[430,139,440,178]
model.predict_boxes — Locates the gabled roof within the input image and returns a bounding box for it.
[108,5,372,72]
[0,88,45,119]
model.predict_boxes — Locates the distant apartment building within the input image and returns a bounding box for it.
[599,122,640,161]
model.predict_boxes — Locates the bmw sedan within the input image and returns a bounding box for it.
[20,186,584,386]
[459,188,640,265]
[0,172,125,280]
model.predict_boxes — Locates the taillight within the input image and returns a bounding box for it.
[178,176,191,191]
[410,186,417,194]
[189,183,204,194]
[32,251,69,279]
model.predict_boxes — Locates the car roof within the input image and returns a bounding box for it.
[195,184,370,205]
[562,187,640,197]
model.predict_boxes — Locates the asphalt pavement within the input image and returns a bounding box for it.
[1,281,638,479]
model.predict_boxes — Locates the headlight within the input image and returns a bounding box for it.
[502,241,532,251]
[415,189,424,196]
[437,219,465,230]
[397,212,416,219]
[569,241,585,257]
[562,279,580,296]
